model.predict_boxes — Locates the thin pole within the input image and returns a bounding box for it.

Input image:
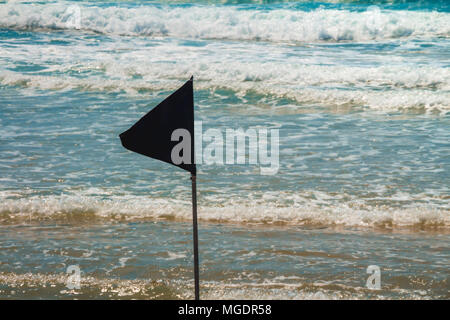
[191,173,200,300]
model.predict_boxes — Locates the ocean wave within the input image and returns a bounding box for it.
[0,3,449,42]
[0,193,448,231]
[1,3,448,113]
[1,68,448,114]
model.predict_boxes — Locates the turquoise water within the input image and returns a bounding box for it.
[0,0,449,299]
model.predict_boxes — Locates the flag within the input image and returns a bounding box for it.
[119,77,196,174]
[119,76,200,299]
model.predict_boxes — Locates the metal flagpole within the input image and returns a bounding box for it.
[191,173,200,300]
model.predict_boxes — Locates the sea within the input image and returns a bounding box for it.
[0,0,448,299]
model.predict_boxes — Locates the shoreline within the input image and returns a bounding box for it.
[0,221,448,300]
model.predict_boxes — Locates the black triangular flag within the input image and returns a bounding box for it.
[119,77,196,174]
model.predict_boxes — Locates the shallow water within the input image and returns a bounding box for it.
[0,0,449,299]
[0,221,448,299]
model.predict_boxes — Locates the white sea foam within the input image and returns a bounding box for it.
[1,40,449,113]
[1,3,448,113]
[0,271,435,299]
[0,3,449,42]
[0,192,448,230]
[1,67,448,113]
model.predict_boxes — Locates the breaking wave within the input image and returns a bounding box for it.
[1,69,448,114]
[0,193,448,231]
[0,3,449,43]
